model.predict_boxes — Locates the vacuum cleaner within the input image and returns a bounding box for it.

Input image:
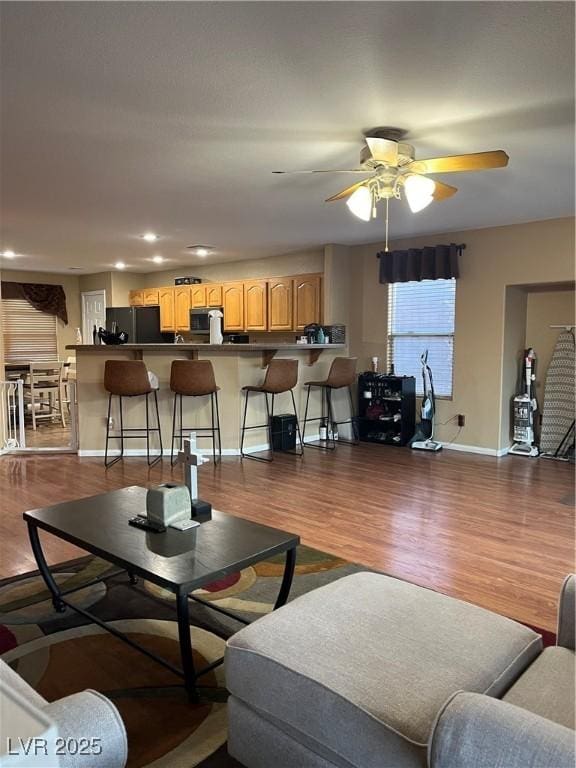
[411,350,442,452]
[509,348,539,457]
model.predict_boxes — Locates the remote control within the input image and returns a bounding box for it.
[170,519,200,531]
[128,515,166,533]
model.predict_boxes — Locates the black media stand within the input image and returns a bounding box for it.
[357,372,416,446]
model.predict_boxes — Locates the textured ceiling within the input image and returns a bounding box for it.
[1,1,574,273]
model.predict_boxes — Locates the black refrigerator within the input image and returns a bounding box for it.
[105,306,174,343]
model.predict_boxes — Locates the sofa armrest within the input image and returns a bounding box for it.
[43,690,127,768]
[557,574,575,650]
[428,691,575,768]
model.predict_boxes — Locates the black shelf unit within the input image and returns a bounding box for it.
[357,372,416,446]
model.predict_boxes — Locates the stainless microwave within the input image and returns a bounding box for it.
[190,307,222,335]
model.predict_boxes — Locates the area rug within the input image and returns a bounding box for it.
[0,551,556,768]
[0,547,360,768]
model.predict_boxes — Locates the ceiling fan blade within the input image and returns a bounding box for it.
[409,150,509,174]
[365,137,399,165]
[272,169,366,174]
[325,179,371,202]
[433,180,458,201]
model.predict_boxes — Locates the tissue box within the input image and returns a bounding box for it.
[146,483,191,526]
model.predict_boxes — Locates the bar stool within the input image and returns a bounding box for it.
[170,360,221,466]
[302,357,359,450]
[104,360,162,468]
[240,358,303,462]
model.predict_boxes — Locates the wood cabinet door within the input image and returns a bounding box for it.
[268,277,294,331]
[206,284,223,307]
[223,283,244,331]
[294,275,322,330]
[244,281,268,331]
[159,287,176,331]
[175,286,191,331]
[143,288,159,306]
[129,290,144,306]
[191,285,207,308]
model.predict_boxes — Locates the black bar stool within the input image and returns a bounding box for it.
[170,360,221,466]
[240,358,303,462]
[302,357,359,450]
[104,360,162,468]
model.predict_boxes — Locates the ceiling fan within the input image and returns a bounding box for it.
[273,128,509,249]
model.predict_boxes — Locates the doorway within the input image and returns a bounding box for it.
[82,290,107,344]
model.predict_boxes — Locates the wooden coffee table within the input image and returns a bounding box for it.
[24,486,300,700]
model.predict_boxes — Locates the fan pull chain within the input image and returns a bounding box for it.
[384,196,390,252]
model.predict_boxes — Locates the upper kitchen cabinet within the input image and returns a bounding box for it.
[129,290,144,307]
[143,288,159,306]
[294,275,322,330]
[175,286,191,331]
[191,284,207,308]
[268,277,293,331]
[244,280,268,331]
[159,287,175,331]
[206,284,223,307]
[223,283,244,331]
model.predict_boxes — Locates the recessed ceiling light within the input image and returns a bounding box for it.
[115,261,126,270]
[152,255,164,264]
[142,232,159,243]
[187,245,212,257]
[1,250,16,259]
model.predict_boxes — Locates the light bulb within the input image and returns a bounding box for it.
[346,186,373,222]
[1,250,16,258]
[152,255,164,264]
[115,261,126,270]
[404,175,435,213]
[195,247,209,257]
[142,232,159,242]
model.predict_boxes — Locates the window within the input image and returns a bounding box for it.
[2,299,58,362]
[387,279,456,397]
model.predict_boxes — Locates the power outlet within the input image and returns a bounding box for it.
[457,414,466,427]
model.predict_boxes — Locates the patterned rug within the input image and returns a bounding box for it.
[0,547,361,768]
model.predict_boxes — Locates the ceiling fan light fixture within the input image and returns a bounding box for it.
[404,174,436,213]
[346,186,373,222]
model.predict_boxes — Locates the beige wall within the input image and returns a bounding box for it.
[323,244,353,327]
[500,287,528,448]
[525,288,575,402]
[142,249,324,288]
[1,269,81,357]
[348,217,575,452]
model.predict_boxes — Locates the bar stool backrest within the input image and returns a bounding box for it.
[104,360,152,396]
[262,359,299,393]
[170,360,218,396]
[326,357,357,388]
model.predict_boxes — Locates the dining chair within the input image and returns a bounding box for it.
[23,362,66,430]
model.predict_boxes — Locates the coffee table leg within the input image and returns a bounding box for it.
[27,523,66,613]
[274,546,297,610]
[176,592,198,702]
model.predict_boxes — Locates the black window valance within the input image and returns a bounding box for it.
[1,282,68,324]
[377,243,464,284]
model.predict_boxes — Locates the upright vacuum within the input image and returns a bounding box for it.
[509,348,539,457]
[411,350,442,452]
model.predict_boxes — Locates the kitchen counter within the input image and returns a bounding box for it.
[68,342,349,455]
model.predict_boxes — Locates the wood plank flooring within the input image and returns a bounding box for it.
[0,446,573,631]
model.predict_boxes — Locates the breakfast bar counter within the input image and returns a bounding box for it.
[67,343,347,456]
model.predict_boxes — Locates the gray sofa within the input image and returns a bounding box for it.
[0,658,127,767]
[225,572,575,768]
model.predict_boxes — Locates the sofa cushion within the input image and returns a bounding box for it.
[503,646,575,729]
[226,573,542,768]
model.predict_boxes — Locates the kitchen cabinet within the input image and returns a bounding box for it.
[244,280,268,331]
[191,285,207,308]
[175,286,191,331]
[294,275,322,330]
[223,283,244,331]
[206,284,223,307]
[267,277,294,331]
[129,290,144,307]
[159,287,175,332]
[143,288,159,306]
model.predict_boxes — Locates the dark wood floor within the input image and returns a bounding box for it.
[0,445,573,631]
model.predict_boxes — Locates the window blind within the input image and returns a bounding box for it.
[387,279,456,397]
[2,299,58,362]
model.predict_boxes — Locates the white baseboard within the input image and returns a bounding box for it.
[443,442,510,458]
